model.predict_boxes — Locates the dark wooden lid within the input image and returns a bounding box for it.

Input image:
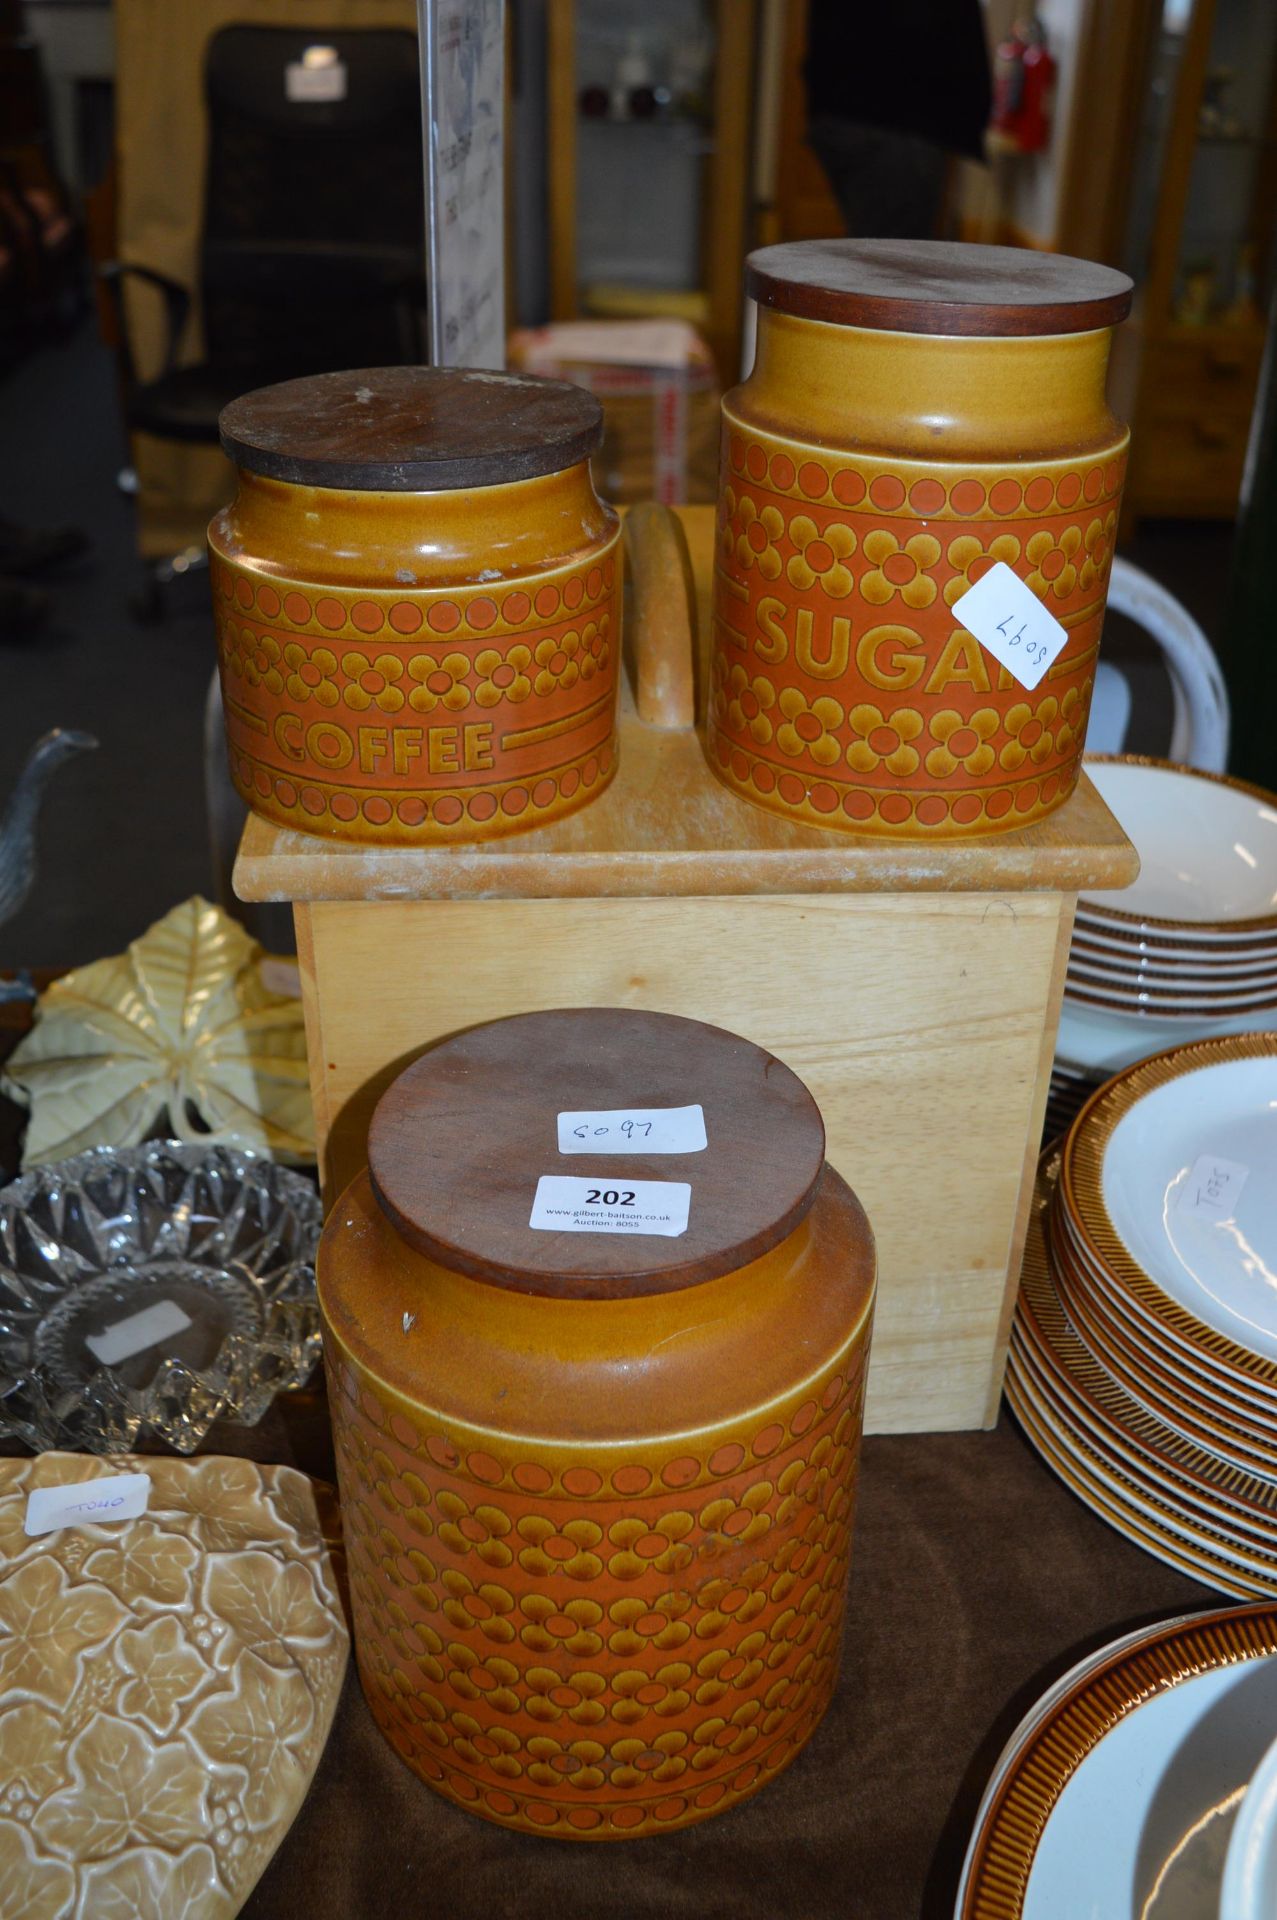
[747,239,1133,337]
[219,366,604,490]
[367,1008,830,1298]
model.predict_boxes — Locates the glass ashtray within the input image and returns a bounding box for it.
[0,1141,322,1453]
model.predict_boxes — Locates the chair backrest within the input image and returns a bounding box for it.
[200,24,424,376]
[1085,556,1231,772]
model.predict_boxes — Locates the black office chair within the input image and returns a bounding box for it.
[103,24,425,609]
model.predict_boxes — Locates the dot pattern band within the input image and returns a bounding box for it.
[708,422,1128,837]
[325,1342,867,1839]
[211,541,621,843]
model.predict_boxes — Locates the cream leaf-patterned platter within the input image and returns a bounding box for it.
[0,1452,347,1918]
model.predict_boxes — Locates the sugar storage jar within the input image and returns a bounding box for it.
[709,240,1133,837]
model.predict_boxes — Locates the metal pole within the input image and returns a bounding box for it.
[416,0,506,369]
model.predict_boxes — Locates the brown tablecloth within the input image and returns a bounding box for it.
[0,1003,1212,1919]
[222,1400,1202,1920]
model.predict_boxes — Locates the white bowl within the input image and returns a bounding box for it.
[1083,758,1277,934]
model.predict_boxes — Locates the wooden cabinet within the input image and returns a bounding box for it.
[1120,0,1277,522]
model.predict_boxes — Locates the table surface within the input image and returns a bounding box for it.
[226,1403,1210,1920]
[0,1002,1215,1920]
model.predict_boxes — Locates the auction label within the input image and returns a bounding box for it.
[530,1175,691,1237]
[952,560,1069,691]
[25,1472,151,1537]
[557,1105,707,1155]
[1178,1154,1250,1219]
[85,1299,192,1367]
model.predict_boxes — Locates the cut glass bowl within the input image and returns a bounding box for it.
[0,1141,322,1453]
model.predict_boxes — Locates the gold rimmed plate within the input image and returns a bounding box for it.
[1062,1034,1277,1384]
[1015,1160,1277,1538]
[1007,1352,1273,1589]
[1051,1196,1277,1419]
[1049,1204,1277,1434]
[1062,977,1277,1019]
[1069,928,1277,981]
[957,1602,1277,1919]
[1046,1250,1277,1481]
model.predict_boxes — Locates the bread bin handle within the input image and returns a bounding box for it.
[623,501,697,731]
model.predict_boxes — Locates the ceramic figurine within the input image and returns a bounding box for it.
[708,239,1133,837]
[318,1008,876,1839]
[0,728,96,1003]
[209,367,620,846]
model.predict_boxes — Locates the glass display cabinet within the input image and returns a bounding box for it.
[1121,0,1277,520]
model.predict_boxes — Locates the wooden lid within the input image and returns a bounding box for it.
[367,1008,829,1298]
[747,239,1133,337]
[219,366,604,491]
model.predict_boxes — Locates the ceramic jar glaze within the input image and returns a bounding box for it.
[209,368,620,844]
[318,1009,876,1839]
[708,240,1134,837]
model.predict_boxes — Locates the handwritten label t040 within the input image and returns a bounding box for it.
[530,1175,691,1237]
[25,1472,151,1537]
[952,560,1069,691]
[557,1105,707,1155]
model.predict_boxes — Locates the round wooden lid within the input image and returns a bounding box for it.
[367,1008,829,1298]
[219,365,604,491]
[746,239,1133,337]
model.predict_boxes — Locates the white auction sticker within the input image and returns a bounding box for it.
[259,957,302,998]
[25,1473,151,1538]
[557,1105,707,1155]
[85,1299,192,1367]
[529,1175,691,1237]
[951,560,1068,691]
[1178,1153,1250,1218]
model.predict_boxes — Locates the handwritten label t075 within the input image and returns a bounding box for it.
[1178,1154,1250,1219]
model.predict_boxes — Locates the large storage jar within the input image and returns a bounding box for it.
[318,1008,876,1839]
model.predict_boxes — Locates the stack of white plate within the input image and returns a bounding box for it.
[1054,757,1277,1099]
[957,1606,1277,1918]
[1008,1031,1277,1596]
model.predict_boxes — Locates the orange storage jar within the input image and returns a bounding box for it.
[318,1009,876,1840]
[209,367,620,843]
[708,240,1133,837]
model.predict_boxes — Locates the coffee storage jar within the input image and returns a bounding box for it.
[708,240,1133,837]
[318,1008,876,1839]
[210,366,620,843]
